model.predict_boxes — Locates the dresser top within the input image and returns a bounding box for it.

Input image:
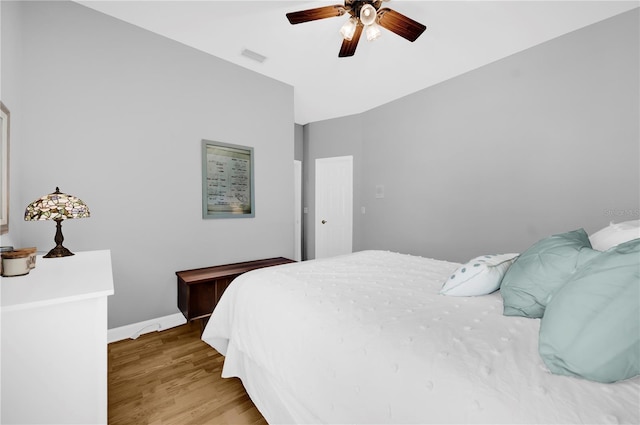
[1,250,114,312]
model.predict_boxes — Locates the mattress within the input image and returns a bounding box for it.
[201,250,640,424]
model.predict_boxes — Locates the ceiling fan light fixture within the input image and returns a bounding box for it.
[286,1,427,57]
[340,17,358,41]
[359,4,377,26]
[366,23,381,41]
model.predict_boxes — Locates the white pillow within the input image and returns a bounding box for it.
[440,253,519,297]
[589,220,640,251]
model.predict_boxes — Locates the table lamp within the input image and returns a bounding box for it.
[24,187,90,258]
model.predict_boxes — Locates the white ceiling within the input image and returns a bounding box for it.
[76,1,638,124]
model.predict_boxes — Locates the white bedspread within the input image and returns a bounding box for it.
[202,250,640,424]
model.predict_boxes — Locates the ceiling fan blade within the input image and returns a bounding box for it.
[338,22,363,57]
[286,5,347,25]
[377,8,426,42]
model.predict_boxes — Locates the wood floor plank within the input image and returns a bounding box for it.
[108,321,267,425]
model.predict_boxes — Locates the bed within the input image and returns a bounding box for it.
[201,247,639,424]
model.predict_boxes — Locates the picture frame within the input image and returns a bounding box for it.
[0,102,10,234]
[201,139,255,219]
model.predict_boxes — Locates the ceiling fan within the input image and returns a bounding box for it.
[286,0,426,58]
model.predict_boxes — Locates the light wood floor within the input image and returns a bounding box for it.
[108,321,268,425]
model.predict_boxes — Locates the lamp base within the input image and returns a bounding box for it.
[43,219,75,258]
[44,245,75,258]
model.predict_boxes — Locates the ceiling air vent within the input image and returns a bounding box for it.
[241,48,267,63]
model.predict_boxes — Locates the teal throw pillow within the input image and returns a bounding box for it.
[538,239,640,383]
[500,228,592,318]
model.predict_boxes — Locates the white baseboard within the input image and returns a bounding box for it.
[108,312,187,343]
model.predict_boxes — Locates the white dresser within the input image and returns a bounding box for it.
[1,250,114,424]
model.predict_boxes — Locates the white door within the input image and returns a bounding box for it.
[294,160,302,262]
[315,156,353,259]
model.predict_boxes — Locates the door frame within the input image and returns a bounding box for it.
[294,160,302,262]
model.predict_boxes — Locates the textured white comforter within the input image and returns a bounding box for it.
[202,250,640,424]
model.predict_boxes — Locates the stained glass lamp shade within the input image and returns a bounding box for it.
[24,187,90,258]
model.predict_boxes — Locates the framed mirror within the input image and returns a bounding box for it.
[1,102,9,234]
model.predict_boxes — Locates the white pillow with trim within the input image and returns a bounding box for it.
[589,220,640,251]
[440,253,519,296]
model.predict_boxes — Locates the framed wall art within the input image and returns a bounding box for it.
[201,139,255,219]
[1,102,10,234]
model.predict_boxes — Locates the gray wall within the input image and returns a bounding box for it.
[0,1,23,249]
[4,1,295,328]
[304,115,364,260]
[294,124,304,162]
[305,9,639,262]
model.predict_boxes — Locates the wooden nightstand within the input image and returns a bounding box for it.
[177,257,295,323]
